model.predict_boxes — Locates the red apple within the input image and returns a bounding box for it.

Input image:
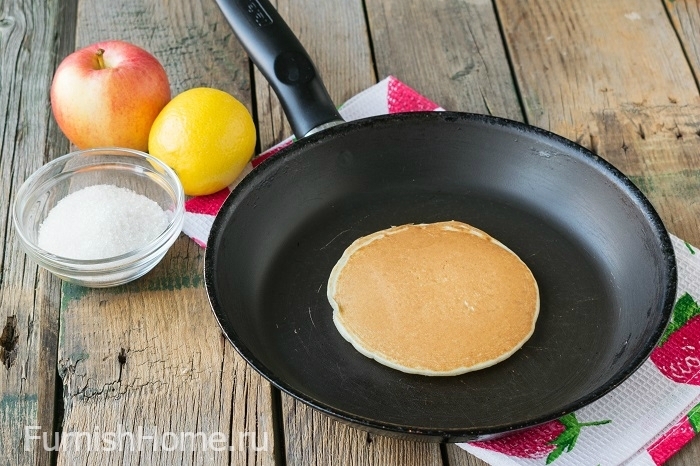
[50,40,171,151]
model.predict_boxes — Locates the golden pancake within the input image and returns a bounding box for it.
[327,221,539,376]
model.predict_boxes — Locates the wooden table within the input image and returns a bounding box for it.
[3,0,700,464]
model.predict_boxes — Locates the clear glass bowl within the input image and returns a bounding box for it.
[13,148,185,287]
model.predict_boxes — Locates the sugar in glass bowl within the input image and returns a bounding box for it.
[13,148,185,287]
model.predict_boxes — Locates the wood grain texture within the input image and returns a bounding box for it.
[445,444,488,466]
[497,0,699,129]
[497,0,700,243]
[666,0,700,85]
[55,0,275,464]
[282,401,442,466]
[57,253,274,465]
[0,0,75,464]
[364,0,522,120]
[496,0,700,462]
[496,0,700,246]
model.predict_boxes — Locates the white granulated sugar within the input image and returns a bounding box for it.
[38,184,169,260]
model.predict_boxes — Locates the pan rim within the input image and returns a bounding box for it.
[204,110,677,440]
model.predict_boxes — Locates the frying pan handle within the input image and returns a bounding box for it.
[215,0,344,138]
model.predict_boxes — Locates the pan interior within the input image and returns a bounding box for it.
[207,113,673,437]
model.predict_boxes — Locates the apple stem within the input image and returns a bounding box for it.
[95,48,106,69]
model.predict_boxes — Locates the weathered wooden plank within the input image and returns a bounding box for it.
[283,401,443,466]
[365,0,522,120]
[54,0,275,464]
[0,0,75,464]
[495,0,700,245]
[666,0,700,84]
[496,0,700,463]
[497,0,699,129]
[445,444,488,466]
[57,267,274,465]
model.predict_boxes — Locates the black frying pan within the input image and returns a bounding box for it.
[206,0,677,441]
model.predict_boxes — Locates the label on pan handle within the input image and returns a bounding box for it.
[243,0,272,27]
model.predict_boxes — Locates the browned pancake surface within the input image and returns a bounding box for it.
[327,221,539,375]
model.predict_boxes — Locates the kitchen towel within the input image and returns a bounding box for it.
[182,76,700,465]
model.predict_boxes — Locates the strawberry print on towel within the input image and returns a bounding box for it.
[650,293,700,385]
[387,76,440,113]
[184,188,230,216]
[647,403,700,465]
[469,413,610,464]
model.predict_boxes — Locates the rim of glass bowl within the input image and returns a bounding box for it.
[12,147,185,273]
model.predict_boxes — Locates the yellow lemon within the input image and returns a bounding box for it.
[148,87,256,196]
